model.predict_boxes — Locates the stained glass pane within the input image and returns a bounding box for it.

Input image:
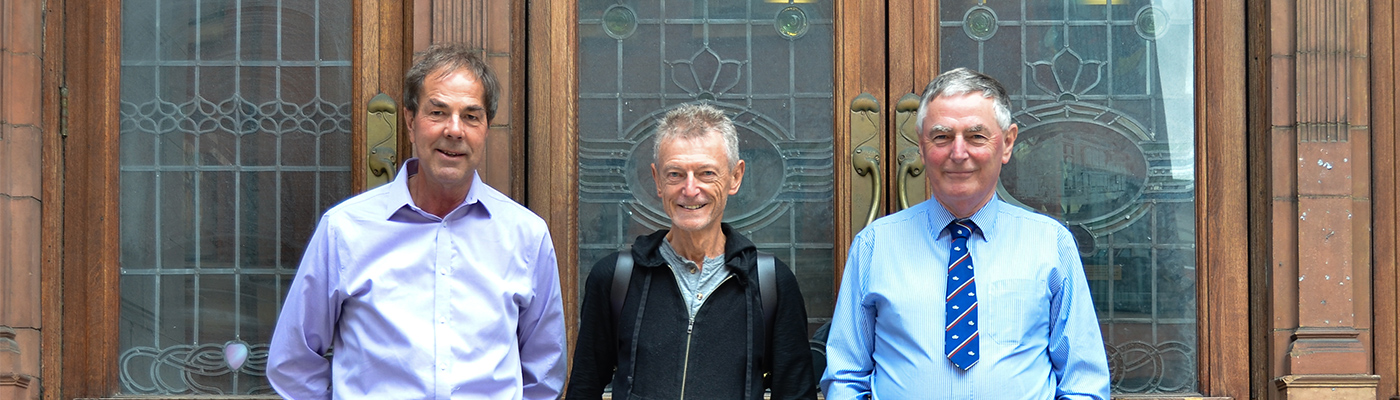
[118,0,351,394]
[940,0,1197,394]
[577,0,836,329]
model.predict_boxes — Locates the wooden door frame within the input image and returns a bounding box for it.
[1370,0,1399,397]
[41,2,410,398]
[43,2,123,397]
[1196,0,1250,396]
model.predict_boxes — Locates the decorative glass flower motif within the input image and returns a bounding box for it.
[668,46,745,101]
[1029,47,1105,101]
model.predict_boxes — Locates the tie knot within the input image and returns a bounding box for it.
[948,219,975,240]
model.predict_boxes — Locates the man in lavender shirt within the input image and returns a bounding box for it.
[267,43,567,399]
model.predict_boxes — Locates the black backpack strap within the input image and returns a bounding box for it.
[757,251,776,338]
[611,244,636,396]
[611,245,634,328]
[757,251,777,383]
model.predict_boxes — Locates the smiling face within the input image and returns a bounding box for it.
[920,92,1017,218]
[405,67,489,198]
[652,132,745,236]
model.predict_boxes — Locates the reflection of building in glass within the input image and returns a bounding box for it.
[1004,121,1147,224]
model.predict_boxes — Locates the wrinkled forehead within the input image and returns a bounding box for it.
[657,135,727,161]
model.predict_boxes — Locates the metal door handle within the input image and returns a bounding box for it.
[893,93,924,211]
[366,93,398,189]
[850,93,882,230]
[853,145,882,226]
[896,148,924,210]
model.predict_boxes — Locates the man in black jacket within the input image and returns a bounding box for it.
[566,104,817,400]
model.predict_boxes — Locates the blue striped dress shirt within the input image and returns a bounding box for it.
[822,196,1110,399]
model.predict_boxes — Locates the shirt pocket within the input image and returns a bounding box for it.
[980,279,1048,346]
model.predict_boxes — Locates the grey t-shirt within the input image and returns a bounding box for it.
[659,240,732,319]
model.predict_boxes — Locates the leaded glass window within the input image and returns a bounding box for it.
[118,0,351,394]
[577,0,837,327]
[940,0,1197,393]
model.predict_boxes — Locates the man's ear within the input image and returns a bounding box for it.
[403,107,416,143]
[651,163,662,197]
[1001,123,1018,164]
[728,159,745,195]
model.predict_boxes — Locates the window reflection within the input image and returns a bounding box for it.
[940,0,1197,394]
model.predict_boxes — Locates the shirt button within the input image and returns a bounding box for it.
[440,268,448,275]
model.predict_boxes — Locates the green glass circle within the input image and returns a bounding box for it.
[775,6,809,39]
[603,5,637,40]
[963,7,998,41]
[1135,6,1169,39]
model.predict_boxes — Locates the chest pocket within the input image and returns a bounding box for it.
[980,279,1048,346]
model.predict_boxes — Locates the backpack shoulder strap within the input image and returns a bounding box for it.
[611,245,634,326]
[757,251,776,339]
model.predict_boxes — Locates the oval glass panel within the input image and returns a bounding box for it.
[941,0,1197,394]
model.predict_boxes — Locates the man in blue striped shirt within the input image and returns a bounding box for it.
[822,68,1111,399]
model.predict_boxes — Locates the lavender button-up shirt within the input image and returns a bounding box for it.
[269,159,567,399]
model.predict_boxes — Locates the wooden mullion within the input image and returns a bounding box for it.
[526,0,580,382]
[58,1,124,397]
[1197,0,1251,396]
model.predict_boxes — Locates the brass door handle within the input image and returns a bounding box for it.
[850,93,882,232]
[853,145,882,226]
[366,93,398,189]
[893,93,925,211]
[896,148,924,210]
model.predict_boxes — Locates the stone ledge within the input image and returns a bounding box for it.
[1275,374,1381,389]
[0,373,33,388]
[1275,374,1379,400]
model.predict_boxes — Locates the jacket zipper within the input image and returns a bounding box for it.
[675,270,735,399]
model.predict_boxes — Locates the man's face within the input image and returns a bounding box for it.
[920,92,1017,218]
[651,132,745,235]
[405,68,489,193]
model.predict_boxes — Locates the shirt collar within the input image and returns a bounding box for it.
[383,158,491,221]
[926,193,1002,243]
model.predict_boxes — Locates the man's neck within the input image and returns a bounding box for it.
[409,174,469,218]
[937,195,994,219]
[665,226,726,267]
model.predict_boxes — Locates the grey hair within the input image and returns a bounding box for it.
[652,103,740,168]
[915,67,1013,133]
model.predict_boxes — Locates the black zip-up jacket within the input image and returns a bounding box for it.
[566,224,818,400]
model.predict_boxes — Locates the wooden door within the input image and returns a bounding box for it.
[556,0,918,339]
[528,0,940,372]
[48,1,410,397]
[532,0,1248,398]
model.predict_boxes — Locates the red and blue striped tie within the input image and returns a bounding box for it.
[945,219,979,370]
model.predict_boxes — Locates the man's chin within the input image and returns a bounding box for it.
[421,167,474,185]
[667,219,714,234]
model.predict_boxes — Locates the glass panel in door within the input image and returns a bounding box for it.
[939,0,1198,393]
[117,0,352,394]
[577,0,837,328]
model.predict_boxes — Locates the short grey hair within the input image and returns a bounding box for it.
[652,103,740,168]
[916,67,1013,133]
